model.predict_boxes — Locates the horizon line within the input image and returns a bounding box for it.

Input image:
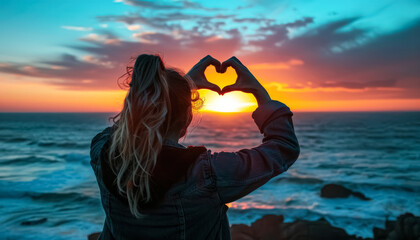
[1,110,420,114]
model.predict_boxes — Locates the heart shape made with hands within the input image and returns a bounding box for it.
[204,65,237,91]
[200,62,257,112]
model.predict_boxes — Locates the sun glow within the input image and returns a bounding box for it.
[199,66,258,112]
[198,90,257,112]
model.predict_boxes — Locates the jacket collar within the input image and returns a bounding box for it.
[163,139,186,149]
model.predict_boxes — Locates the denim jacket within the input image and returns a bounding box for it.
[90,100,300,240]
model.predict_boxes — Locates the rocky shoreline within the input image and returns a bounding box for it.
[230,212,420,240]
[87,184,419,239]
[87,212,420,240]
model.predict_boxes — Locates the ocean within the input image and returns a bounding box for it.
[0,111,419,239]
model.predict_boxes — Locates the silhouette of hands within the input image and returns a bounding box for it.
[220,56,271,105]
[186,55,222,94]
[220,56,264,95]
[187,55,271,105]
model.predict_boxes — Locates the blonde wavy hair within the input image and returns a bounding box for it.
[108,54,201,217]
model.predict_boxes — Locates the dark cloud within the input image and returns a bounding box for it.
[97,14,173,31]
[246,17,420,96]
[97,12,233,32]
[121,0,181,10]
[0,29,242,90]
[120,0,221,11]
[248,17,314,51]
[232,17,275,25]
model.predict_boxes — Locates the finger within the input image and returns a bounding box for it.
[203,83,222,94]
[221,85,256,95]
[231,56,244,66]
[221,57,242,73]
[203,55,221,73]
[221,84,238,95]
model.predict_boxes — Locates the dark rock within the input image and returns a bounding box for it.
[321,184,370,200]
[373,213,420,240]
[251,215,284,240]
[352,192,370,201]
[89,213,420,240]
[372,227,388,239]
[21,217,47,226]
[230,224,255,240]
[281,219,362,240]
[231,215,285,240]
[88,232,101,240]
[231,214,364,240]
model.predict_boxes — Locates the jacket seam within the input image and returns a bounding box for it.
[176,195,186,240]
[206,151,225,205]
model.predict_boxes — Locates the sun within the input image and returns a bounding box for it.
[198,90,257,113]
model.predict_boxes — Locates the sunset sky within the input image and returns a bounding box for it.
[0,0,419,112]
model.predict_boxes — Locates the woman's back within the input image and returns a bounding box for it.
[91,128,229,239]
[91,100,299,240]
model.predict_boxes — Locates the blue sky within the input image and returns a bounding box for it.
[1,0,418,63]
[0,0,419,111]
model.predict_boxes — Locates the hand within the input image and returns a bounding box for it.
[220,56,271,105]
[186,55,222,94]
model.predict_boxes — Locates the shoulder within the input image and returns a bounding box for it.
[90,127,113,162]
[186,148,217,186]
[91,127,112,146]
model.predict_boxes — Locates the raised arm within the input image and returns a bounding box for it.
[209,57,300,203]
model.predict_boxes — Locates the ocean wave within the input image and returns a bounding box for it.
[274,176,324,185]
[0,156,61,165]
[36,141,88,149]
[272,174,420,194]
[0,136,31,143]
[61,153,91,165]
[30,191,91,201]
[0,112,419,240]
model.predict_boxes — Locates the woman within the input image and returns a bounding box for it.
[90,54,300,240]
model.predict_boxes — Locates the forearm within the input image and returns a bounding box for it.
[252,87,271,106]
[252,101,300,170]
[212,101,300,203]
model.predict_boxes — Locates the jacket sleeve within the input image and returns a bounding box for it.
[208,100,300,203]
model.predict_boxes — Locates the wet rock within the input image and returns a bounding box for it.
[231,215,285,240]
[89,213,420,239]
[321,184,370,200]
[231,214,363,240]
[252,215,284,239]
[88,232,101,240]
[280,218,362,240]
[373,213,420,240]
[20,217,47,226]
[230,224,256,240]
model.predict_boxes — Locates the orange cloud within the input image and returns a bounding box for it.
[249,59,304,70]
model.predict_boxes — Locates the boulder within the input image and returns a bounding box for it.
[230,224,256,240]
[88,232,101,240]
[89,213,420,239]
[251,215,285,240]
[231,214,363,240]
[321,184,370,200]
[373,213,420,240]
[280,218,361,240]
